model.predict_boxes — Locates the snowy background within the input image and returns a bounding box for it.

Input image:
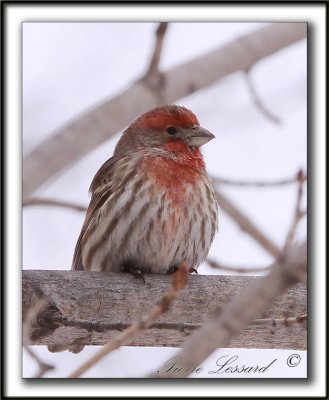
[22,22,307,378]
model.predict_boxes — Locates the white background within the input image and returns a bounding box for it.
[5,3,326,398]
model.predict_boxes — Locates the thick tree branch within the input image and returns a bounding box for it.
[23,270,306,350]
[23,23,306,198]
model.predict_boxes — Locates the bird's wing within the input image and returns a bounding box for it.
[71,157,117,271]
[71,184,113,270]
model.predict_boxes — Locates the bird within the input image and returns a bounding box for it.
[48,105,219,353]
[72,104,219,275]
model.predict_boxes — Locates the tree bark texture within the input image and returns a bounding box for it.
[23,270,307,350]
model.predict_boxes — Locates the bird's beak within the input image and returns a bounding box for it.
[187,126,215,147]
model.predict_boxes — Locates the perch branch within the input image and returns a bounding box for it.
[68,262,189,378]
[23,271,306,350]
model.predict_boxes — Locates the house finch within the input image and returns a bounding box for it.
[48,105,218,353]
[72,105,218,274]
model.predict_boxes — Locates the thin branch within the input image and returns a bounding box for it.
[55,317,199,333]
[283,169,306,252]
[245,69,281,125]
[23,345,54,378]
[150,242,306,378]
[23,197,87,212]
[145,22,168,76]
[212,173,307,188]
[53,313,306,336]
[253,314,307,326]
[68,262,189,378]
[214,188,282,259]
[207,259,272,274]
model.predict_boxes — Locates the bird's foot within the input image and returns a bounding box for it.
[121,260,146,284]
[167,265,198,275]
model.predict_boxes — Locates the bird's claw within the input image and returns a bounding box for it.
[132,269,146,284]
[167,265,198,275]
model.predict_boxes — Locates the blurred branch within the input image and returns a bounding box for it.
[23,345,54,378]
[23,23,306,198]
[145,22,168,77]
[150,242,306,378]
[207,258,272,274]
[23,197,87,212]
[214,188,281,259]
[283,169,307,252]
[212,172,307,188]
[68,262,189,378]
[244,69,281,124]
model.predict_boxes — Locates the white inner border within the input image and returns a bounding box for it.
[5,4,326,398]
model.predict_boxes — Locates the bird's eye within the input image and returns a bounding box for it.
[166,126,177,135]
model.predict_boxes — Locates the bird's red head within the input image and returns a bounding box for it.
[136,105,200,130]
[115,105,215,156]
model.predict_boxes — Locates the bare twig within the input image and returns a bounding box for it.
[207,258,272,274]
[23,23,306,197]
[214,188,282,259]
[53,313,306,336]
[55,317,199,333]
[23,345,54,378]
[68,262,189,378]
[244,69,281,124]
[150,242,306,378]
[212,173,307,188]
[141,22,169,103]
[145,22,168,77]
[283,169,307,252]
[253,314,307,326]
[23,197,87,212]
